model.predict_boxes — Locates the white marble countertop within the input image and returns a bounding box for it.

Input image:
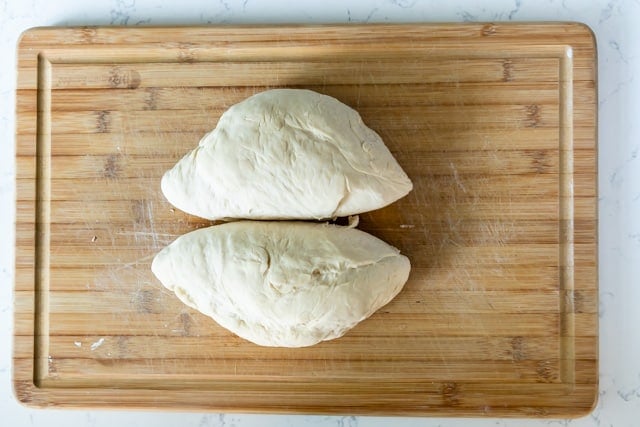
[2,0,639,426]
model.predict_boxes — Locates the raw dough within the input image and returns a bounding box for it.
[161,89,413,220]
[151,221,410,347]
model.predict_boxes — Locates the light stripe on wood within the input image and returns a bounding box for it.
[15,219,579,245]
[16,104,568,135]
[16,150,574,179]
[15,312,564,337]
[14,289,598,315]
[15,335,568,361]
[16,128,599,156]
[19,83,563,112]
[14,264,598,293]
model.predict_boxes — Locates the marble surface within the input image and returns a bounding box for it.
[2,0,639,425]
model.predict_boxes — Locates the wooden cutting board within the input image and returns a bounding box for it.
[14,23,598,417]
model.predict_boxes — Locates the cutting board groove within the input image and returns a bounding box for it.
[14,23,597,417]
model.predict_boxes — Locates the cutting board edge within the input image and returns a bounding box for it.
[13,22,598,417]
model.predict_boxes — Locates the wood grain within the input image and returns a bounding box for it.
[14,23,597,417]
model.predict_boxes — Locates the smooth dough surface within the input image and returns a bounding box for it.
[161,89,413,220]
[151,221,411,347]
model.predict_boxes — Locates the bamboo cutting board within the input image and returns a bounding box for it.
[14,24,598,417]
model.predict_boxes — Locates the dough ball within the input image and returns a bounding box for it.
[151,221,410,347]
[161,89,413,220]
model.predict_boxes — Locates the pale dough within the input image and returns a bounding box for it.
[151,221,411,347]
[161,89,413,220]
